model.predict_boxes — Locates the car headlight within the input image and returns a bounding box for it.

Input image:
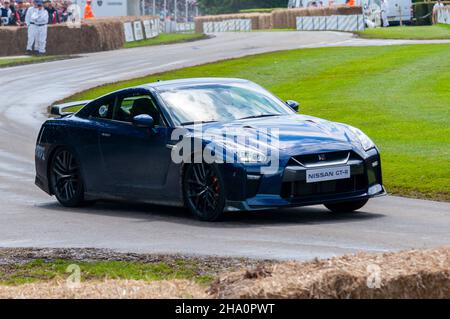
[218,141,269,164]
[348,126,375,151]
[236,149,267,163]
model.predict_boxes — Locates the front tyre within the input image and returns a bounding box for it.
[325,199,368,213]
[50,148,85,207]
[183,162,226,221]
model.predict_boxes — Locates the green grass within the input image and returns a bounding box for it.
[65,44,450,201]
[123,33,208,49]
[357,24,450,40]
[0,55,73,68]
[239,8,282,13]
[0,259,214,286]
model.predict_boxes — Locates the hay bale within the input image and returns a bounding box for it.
[271,9,289,29]
[271,7,363,29]
[0,27,25,56]
[193,7,364,31]
[0,279,209,299]
[0,16,157,57]
[195,13,261,32]
[209,247,450,299]
[336,5,363,15]
[258,13,273,30]
[194,17,205,33]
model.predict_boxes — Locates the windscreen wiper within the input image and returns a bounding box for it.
[180,120,218,126]
[238,114,281,120]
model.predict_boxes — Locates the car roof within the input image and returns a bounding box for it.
[137,78,252,91]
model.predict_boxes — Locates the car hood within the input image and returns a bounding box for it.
[184,114,364,156]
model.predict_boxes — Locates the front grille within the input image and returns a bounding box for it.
[288,150,356,167]
[281,174,367,199]
[282,150,368,199]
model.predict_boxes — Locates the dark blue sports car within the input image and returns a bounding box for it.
[35,78,385,221]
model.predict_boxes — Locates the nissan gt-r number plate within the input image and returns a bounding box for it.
[306,166,351,183]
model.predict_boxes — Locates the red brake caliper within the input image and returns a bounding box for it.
[212,176,220,195]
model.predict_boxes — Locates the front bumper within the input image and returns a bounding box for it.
[225,186,386,211]
[224,148,386,212]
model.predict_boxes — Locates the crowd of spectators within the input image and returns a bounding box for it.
[0,0,72,26]
[2,0,199,26]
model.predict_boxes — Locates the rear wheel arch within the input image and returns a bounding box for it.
[180,150,206,174]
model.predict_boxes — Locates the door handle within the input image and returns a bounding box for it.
[101,132,111,137]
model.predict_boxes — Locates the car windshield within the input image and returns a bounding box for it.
[158,83,294,125]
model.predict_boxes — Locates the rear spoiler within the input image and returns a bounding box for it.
[50,100,92,116]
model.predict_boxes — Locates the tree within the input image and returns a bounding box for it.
[197,0,288,15]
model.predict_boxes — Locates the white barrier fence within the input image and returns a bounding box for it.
[203,19,252,34]
[123,20,194,43]
[157,21,195,33]
[296,15,365,32]
[176,22,196,32]
[123,18,160,42]
[143,19,160,38]
[436,7,449,24]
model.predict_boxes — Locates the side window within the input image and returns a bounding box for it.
[114,96,135,122]
[84,96,115,120]
[114,95,162,126]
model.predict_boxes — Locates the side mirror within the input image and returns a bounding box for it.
[286,100,300,112]
[132,114,154,129]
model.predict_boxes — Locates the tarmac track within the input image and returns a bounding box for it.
[0,31,449,260]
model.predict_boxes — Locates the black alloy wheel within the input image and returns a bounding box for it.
[183,162,225,221]
[50,148,85,207]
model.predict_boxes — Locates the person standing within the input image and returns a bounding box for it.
[83,0,93,19]
[16,0,28,25]
[432,0,445,24]
[29,0,48,55]
[8,0,20,25]
[1,0,12,25]
[44,0,57,23]
[25,0,37,54]
[434,0,444,9]
[55,2,63,22]
[380,0,389,27]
